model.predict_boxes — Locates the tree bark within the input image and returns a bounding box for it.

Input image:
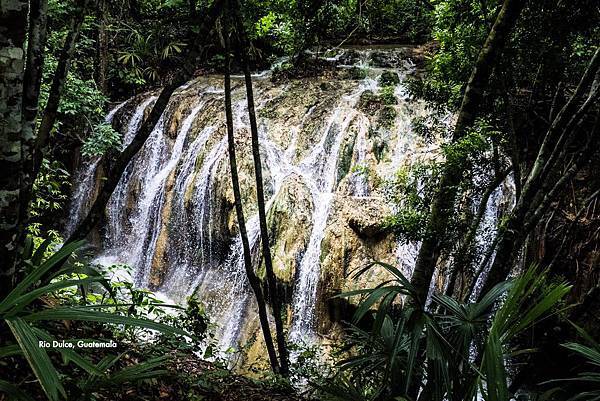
[476,49,600,297]
[221,8,281,373]
[19,0,90,230]
[19,0,48,235]
[0,0,29,298]
[232,0,289,375]
[445,169,510,298]
[409,0,525,304]
[94,0,108,94]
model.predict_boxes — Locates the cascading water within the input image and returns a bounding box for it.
[68,47,510,359]
[65,99,129,236]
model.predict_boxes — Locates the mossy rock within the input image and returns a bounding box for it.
[379,70,400,87]
[358,90,383,114]
[372,136,388,162]
[377,105,397,128]
[343,66,367,81]
[336,128,359,184]
[338,49,362,65]
[380,86,398,105]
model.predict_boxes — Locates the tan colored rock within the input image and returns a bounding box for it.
[262,174,314,284]
[316,195,398,334]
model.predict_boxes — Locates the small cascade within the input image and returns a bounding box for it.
[469,175,516,302]
[348,129,370,197]
[65,99,129,236]
[289,109,368,342]
[105,95,157,248]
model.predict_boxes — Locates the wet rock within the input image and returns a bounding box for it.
[316,196,397,334]
[337,49,362,65]
[343,66,368,80]
[263,174,314,285]
[358,90,383,114]
[370,50,407,68]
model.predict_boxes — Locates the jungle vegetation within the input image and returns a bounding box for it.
[0,0,599,400]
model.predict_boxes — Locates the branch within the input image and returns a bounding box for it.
[21,0,91,224]
[547,187,600,271]
[520,47,600,200]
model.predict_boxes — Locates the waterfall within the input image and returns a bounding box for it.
[69,48,507,356]
[105,95,158,248]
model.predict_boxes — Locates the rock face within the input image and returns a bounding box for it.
[264,174,313,287]
[68,47,447,364]
[317,196,398,335]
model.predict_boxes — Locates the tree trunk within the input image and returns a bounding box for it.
[19,0,48,236]
[66,80,181,243]
[232,0,289,375]
[66,0,224,242]
[478,51,600,298]
[19,0,90,229]
[0,0,29,298]
[409,0,525,304]
[446,169,510,298]
[221,8,281,373]
[94,0,108,94]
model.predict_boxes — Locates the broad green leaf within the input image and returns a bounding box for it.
[6,318,65,401]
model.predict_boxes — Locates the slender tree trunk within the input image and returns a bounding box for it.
[221,9,281,373]
[409,0,525,304]
[19,0,90,229]
[232,1,289,375]
[0,0,29,298]
[446,169,510,298]
[19,0,48,236]
[66,80,180,243]
[94,0,108,94]
[478,51,600,298]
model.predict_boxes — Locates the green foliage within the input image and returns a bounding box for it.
[379,71,400,87]
[441,128,489,170]
[406,0,491,108]
[326,263,570,401]
[116,28,186,86]
[379,86,397,106]
[30,159,71,219]
[0,239,197,400]
[384,163,440,241]
[558,324,600,400]
[81,122,121,157]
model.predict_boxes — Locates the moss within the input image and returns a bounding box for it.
[258,102,278,119]
[380,86,398,105]
[377,105,397,128]
[372,136,387,162]
[379,70,400,87]
[358,90,382,114]
[344,66,368,80]
[336,129,358,184]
